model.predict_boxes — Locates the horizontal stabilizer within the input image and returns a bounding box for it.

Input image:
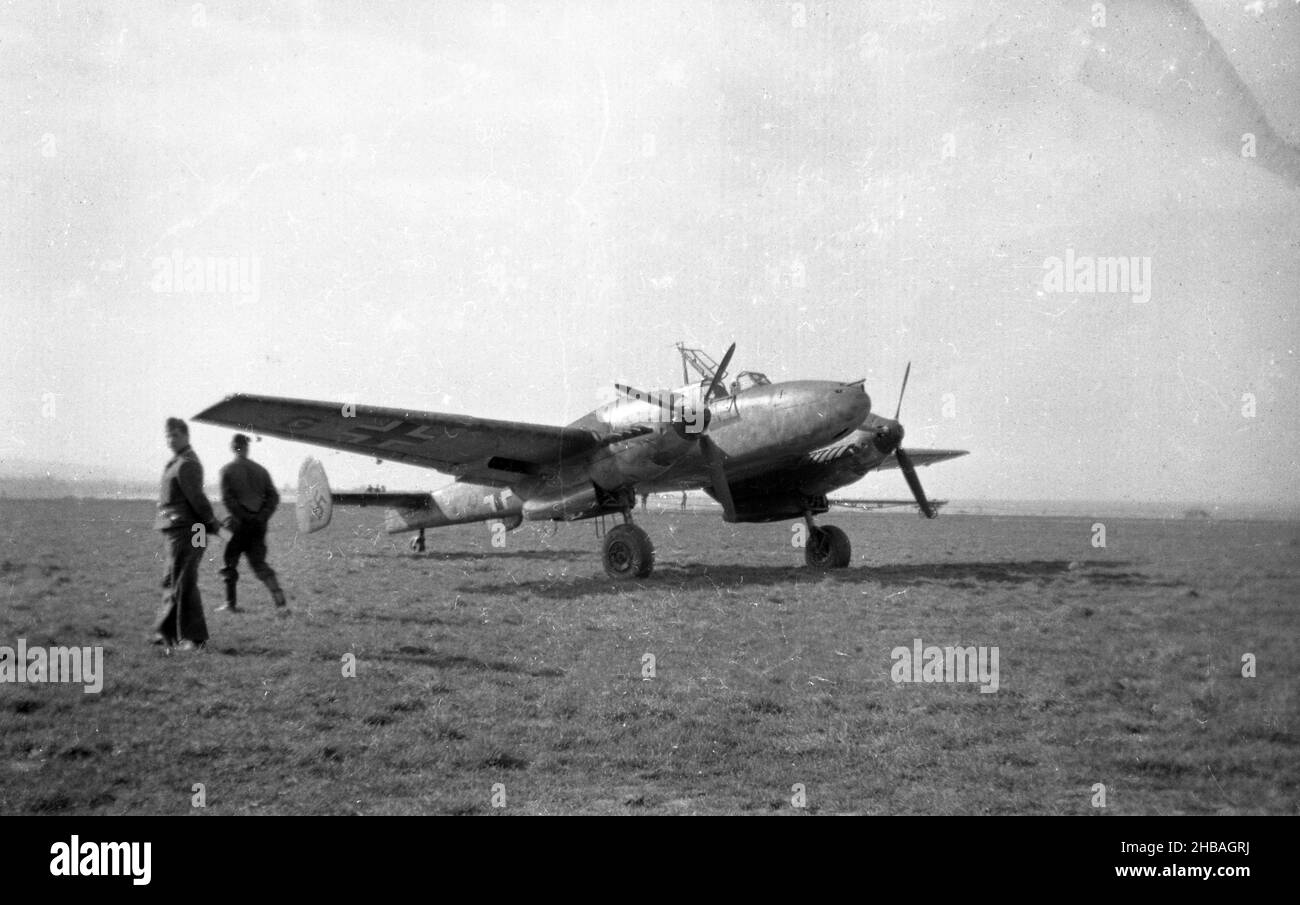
[296,458,431,533]
[331,491,431,509]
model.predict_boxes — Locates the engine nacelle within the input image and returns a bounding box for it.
[705,487,830,523]
[522,483,630,521]
[384,482,522,533]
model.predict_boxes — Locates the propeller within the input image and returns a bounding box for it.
[895,447,937,519]
[699,435,735,521]
[615,383,680,414]
[703,343,737,405]
[883,362,937,519]
[615,343,736,419]
[894,361,911,420]
[616,344,739,520]
[697,343,738,520]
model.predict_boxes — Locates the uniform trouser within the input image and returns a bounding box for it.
[155,530,209,645]
[219,522,281,605]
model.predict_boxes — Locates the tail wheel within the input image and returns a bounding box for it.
[805,525,851,569]
[602,523,655,580]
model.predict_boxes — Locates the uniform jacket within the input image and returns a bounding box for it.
[220,457,280,526]
[154,445,221,533]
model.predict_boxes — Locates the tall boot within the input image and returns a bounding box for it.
[218,576,238,612]
[264,574,287,608]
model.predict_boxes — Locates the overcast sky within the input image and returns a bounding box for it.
[2,0,1297,507]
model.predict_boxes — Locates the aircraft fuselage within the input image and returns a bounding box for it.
[381,378,887,529]
[550,379,869,502]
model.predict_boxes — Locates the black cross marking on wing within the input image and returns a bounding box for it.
[341,420,433,449]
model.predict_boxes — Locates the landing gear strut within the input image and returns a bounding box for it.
[803,513,850,569]
[602,509,654,580]
[409,529,426,553]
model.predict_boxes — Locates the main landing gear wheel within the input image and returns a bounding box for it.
[805,524,851,569]
[602,523,655,580]
[409,530,426,553]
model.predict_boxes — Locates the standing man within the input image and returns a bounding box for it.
[153,417,222,650]
[217,433,286,611]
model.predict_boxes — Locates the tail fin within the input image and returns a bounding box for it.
[296,457,333,534]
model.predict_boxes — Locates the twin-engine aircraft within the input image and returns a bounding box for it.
[193,344,966,579]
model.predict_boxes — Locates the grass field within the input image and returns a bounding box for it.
[1,498,1296,815]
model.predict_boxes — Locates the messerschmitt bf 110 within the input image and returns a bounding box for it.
[194,344,967,579]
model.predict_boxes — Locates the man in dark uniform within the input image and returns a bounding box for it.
[153,417,222,650]
[217,433,286,611]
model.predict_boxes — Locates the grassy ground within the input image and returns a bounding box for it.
[1,498,1295,814]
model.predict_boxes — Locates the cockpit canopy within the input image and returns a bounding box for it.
[728,370,770,395]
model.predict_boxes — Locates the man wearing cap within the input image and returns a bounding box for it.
[217,433,286,611]
[153,417,222,650]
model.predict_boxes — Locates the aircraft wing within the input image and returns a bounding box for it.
[830,498,948,512]
[193,393,615,485]
[872,449,968,470]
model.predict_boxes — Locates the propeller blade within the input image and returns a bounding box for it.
[894,361,911,421]
[699,436,736,522]
[704,343,737,403]
[895,447,937,518]
[615,384,680,417]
